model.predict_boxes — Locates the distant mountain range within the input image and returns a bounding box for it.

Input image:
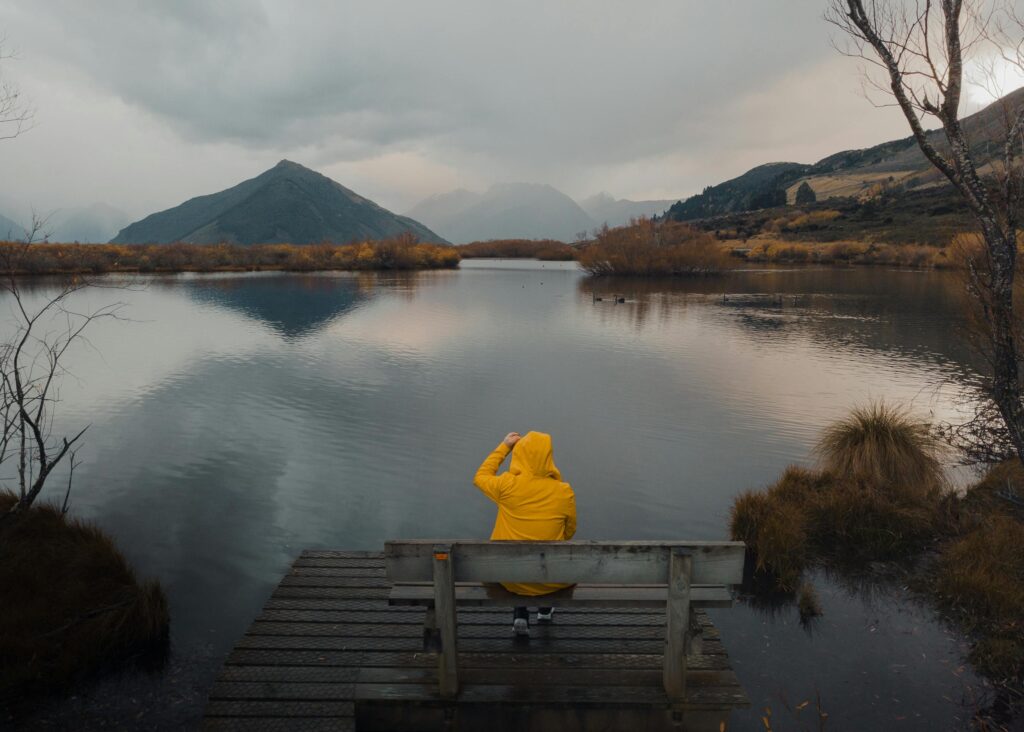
[0,212,25,241]
[112,160,446,245]
[666,87,1024,225]
[406,185,678,244]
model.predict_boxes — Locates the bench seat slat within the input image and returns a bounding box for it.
[385,540,744,586]
[388,583,733,608]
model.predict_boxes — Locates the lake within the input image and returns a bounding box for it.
[4,260,1001,729]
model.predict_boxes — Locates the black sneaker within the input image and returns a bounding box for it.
[512,606,529,636]
[536,607,554,623]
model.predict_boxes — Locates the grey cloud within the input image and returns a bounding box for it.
[8,0,834,163]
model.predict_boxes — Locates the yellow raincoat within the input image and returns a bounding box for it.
[473,431,577,596]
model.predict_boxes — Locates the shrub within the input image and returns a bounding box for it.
[578,219,735,276]
[0,492,169,697]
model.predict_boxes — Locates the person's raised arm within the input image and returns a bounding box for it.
[473,432,520,503]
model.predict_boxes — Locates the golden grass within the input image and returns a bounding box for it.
[743,238,953,268]
[0,234,461,275]
[815,402,944,500]
[578,219,736,276]
[456,239,575,260]
[0,492,169,697]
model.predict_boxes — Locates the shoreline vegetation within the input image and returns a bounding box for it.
[0,234,460,275]
[730,403,1024,699]
[0,220,994,277]
[0,492,169,702]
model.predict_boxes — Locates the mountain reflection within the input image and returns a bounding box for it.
[184,273,370,337]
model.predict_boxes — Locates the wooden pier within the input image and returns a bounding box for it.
[202,550,749,731]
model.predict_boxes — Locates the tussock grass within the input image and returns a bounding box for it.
[731,406,1024,685]
[815,402,944,501]
[0,492,169,698]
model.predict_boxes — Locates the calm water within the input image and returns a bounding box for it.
[4,260,1004,729]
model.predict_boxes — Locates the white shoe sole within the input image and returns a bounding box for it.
[536,613,553,623]
[512,618,529,636]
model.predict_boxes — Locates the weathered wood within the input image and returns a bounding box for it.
[354,682,748,708]
[206,549,749,730]
[234,634,726,655]
[204,701,354,718]
[663,548,691,702]
[216,664,741,688]
[256,608,671,626]
[432,544,459,698]
[247,621,688,641]
[388,583,732,608]
[225,649,732,671]
[385,540,744,585]
[202,717,354,732]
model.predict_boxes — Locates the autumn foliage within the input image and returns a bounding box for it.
[577,218,735,276]
[0,234,460,274]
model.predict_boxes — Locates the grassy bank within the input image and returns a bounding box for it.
[730,403,1024,687]
[578,219,736,276]
[0,235,460,275]
[740,238,953,267]
[456,239,576,260]
[0,493,169,699]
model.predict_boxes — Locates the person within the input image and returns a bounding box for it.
[473,430,577,636]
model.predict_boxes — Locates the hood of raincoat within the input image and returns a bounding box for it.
[509,431,562,480]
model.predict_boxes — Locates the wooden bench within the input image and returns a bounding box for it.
[384,540,745,703]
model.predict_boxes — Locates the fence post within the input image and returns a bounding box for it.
[663,547,692,702]
[433,544,459,698]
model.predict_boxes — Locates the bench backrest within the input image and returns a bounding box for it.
[384,540,745,586]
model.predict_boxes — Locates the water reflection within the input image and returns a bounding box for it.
[182,273,370,337]
[0,261,1003,729]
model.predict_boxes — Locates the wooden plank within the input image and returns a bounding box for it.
[279,576,392,588]
[211,668,741,692]
[202,718,353,732]
[210,682,355,701]
[300,550,382,559]
[385,540,744,585]
[264,597,675,614]
[233,634,726,655]
[388,583,732,608]
[270,587,391,600]
[256,609,670,626]
[224,649,731,671]
[292,557,387,568]
[247,621,679,641]
[354,682,748,708]
[433,544,459,698]
[203,701,354,718]
[663,549,691,702]
[288,566,387,577]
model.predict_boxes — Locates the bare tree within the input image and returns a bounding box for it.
[828,0,1024,464]
[0,38,32,141]
[0,230,123,524]
[0,44,121,524]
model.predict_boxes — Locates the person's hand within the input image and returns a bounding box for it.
[503,432,522,448]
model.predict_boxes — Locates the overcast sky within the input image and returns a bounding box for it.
[0,1,1013,221]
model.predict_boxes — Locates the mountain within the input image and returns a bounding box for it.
[407,183,595,243]
[112,160,445,245]
[0,212,26,241]
[49,203,130,243]
[579,192,679,228]
[666,87,1024,224]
